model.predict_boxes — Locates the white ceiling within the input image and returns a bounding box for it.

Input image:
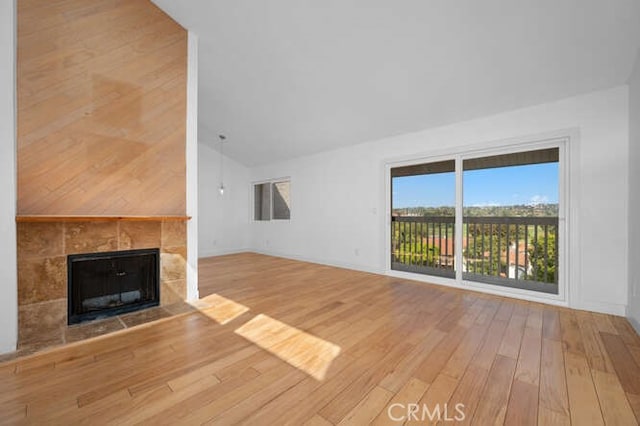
[153,0,640,166]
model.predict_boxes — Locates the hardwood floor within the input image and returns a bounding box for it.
[1,252,639,424]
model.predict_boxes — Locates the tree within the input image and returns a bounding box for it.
[463,233,504,276]
[528,231,556,283]
[392,222,443,267]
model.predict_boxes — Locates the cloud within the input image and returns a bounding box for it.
[470,201,502,207]
[528,195,549,206]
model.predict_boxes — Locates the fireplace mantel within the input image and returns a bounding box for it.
[16,215,191,223]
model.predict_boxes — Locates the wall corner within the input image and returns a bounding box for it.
[0,0,17,355]
[186,31,199,301]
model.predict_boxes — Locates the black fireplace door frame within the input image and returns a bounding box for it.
[67,248,160,325]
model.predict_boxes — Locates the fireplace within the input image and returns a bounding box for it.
[67,248,160,325]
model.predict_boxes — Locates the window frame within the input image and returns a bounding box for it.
[252,177,291,222]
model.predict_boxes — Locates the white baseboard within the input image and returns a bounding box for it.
[198,247,251,258]
[626,306,640,334]
[0,340,16,356]
[386,269,570,309]
[573,300,627,317]
[251,248,384,275]
[389,269,625,316]
[628,315,640,335]
[208,249,628,317]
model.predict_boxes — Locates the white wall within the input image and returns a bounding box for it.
[185,31,199,301]
[199,143,251,257]
[628,51,640,332]
[0,0,17,354]
[251,86,629,316]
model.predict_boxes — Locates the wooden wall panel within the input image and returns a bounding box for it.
[17,0,187,215]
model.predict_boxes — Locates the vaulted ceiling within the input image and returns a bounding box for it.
[153,0,640,166]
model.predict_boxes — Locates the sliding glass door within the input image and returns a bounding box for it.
[390,143,562,296]
[391,160,456,278]
[462,148,559,294]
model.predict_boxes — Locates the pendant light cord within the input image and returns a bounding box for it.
[219,134,226,195]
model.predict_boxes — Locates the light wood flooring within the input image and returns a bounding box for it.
[1,253,640,424]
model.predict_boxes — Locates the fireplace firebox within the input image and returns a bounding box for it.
[67,248,160,325]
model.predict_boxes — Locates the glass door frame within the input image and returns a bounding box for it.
[385,134,570,304]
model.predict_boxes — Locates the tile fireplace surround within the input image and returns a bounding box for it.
[14,217,189,357]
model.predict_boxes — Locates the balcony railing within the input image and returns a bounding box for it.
[391,215,559,294]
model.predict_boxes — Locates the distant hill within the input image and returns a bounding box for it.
[393,203,559,217]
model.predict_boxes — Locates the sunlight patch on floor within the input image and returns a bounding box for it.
[234,314,341,380]
[198,294,250,325]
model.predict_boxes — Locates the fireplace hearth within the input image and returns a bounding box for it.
[67,248,160,325]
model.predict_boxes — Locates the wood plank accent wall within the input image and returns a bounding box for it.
[17,0,188,215]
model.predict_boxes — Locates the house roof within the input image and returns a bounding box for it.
[502,242,530,267]
[424,236,531,267]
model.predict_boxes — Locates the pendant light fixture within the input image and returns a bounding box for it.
[218,134,226,195]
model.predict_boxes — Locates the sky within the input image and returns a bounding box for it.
[392,162,558,208]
